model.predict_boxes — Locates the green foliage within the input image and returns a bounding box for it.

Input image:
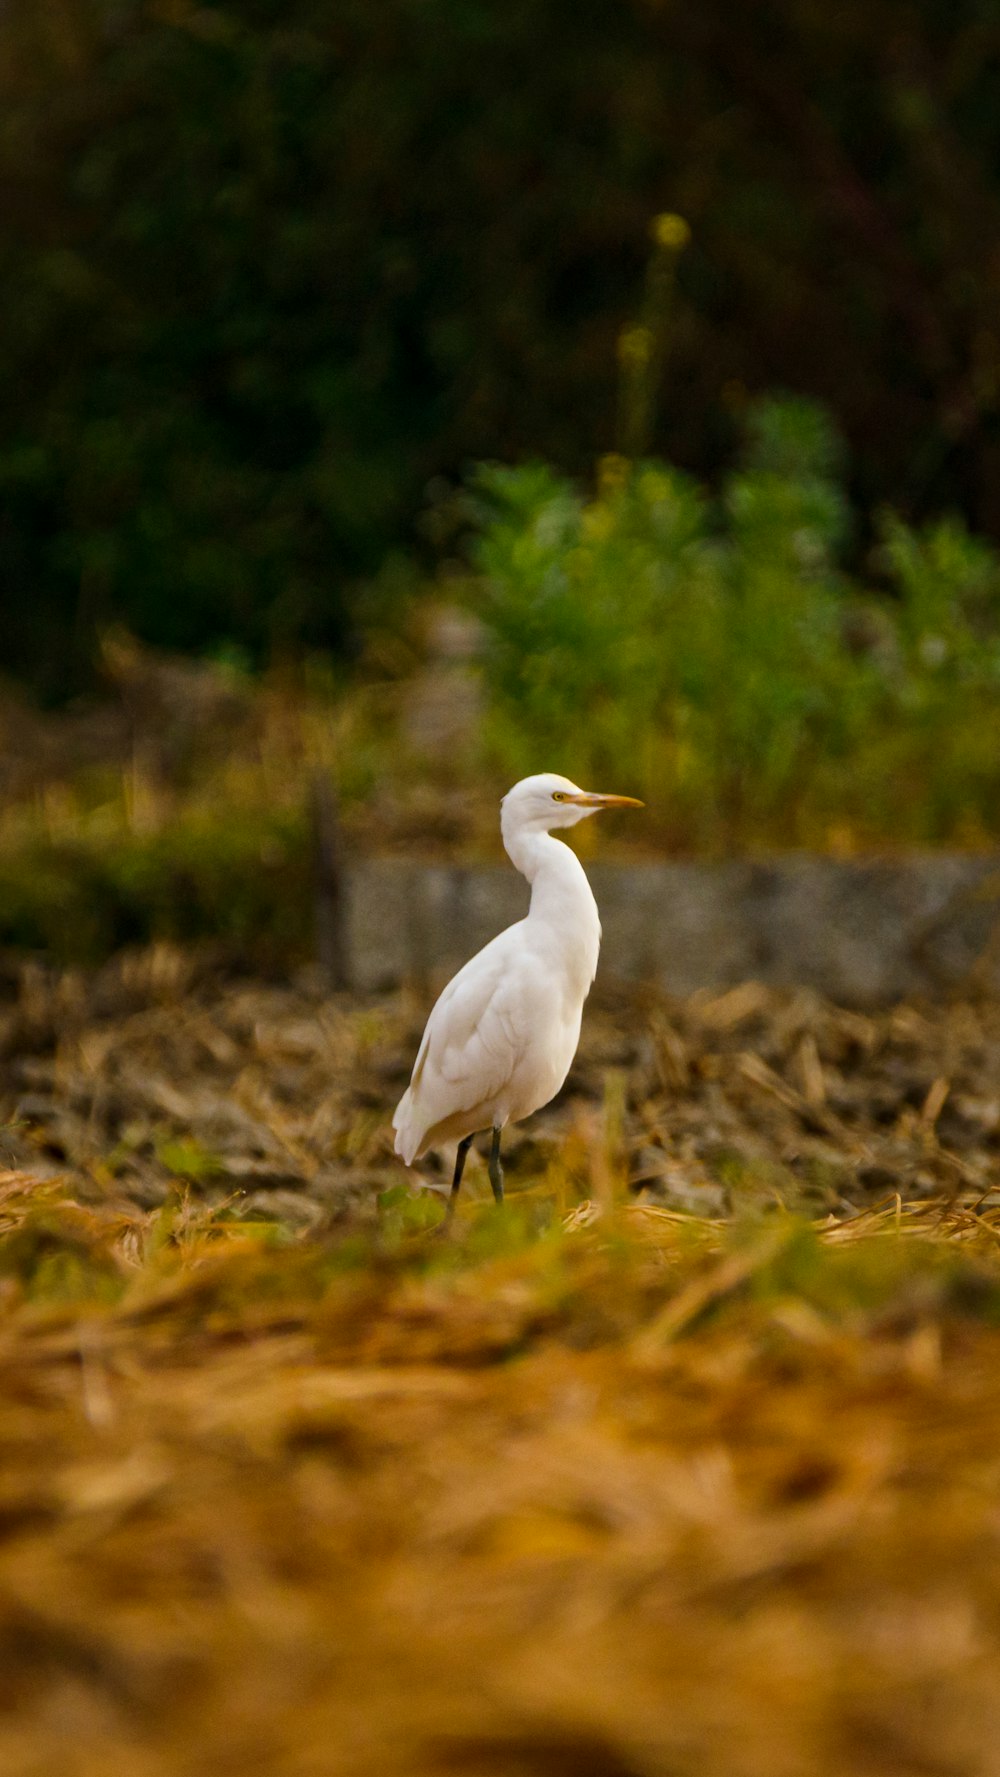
[469,398,1000,847]
[156,1138,225,1185]
[0,1198,129,1304]
[877,509,1000,659]
[2,2,1000,690]
[741,1216,1000,1331]
[0,805,311,963]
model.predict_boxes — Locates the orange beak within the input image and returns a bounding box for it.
[565,792,645,809]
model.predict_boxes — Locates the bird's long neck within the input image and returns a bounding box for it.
[503,826,602,987]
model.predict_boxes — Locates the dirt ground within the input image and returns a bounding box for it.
[1,954,1000,1776]
[4,947,1000,1220]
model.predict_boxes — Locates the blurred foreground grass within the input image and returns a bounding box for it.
[0,1167,1000,1776]
[0,961,999,1771]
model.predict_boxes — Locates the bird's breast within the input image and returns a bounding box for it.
[499,971,587,1126]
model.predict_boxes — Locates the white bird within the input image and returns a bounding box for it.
[392,773,643,1224]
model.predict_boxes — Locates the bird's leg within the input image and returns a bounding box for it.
[442,1134,475,1228]
[488,1126,505,1205]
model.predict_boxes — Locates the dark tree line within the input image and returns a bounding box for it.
[1,0,998,691]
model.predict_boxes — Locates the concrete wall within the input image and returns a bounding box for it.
[346,854,1000,1003]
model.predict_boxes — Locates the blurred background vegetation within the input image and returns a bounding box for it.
[3,0,1000,957]
[4,0,1000,687]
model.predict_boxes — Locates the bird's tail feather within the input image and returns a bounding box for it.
[392,1089,420,1166]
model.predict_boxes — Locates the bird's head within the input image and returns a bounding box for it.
[500,773,644,837]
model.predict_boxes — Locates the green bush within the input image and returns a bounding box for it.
[0,806,311,963]
[468,399,1000,848]
[3,1,1000,692]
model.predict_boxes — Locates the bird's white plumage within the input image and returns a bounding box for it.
[392,773,640,1169]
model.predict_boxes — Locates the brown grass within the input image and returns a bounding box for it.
[2,957,1000,1773]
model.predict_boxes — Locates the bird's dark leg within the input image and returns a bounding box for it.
[488,1126,505,1205]
[443,1134,475,1228]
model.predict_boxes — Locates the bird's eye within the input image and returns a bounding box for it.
[551,791,566,802]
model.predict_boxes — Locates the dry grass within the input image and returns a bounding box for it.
[2,957,1000,1773]
[4,951,1000,1223]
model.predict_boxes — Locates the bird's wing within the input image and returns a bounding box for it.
[398,930,534,1143]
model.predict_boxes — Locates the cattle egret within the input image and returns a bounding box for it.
[392,773,643,1225]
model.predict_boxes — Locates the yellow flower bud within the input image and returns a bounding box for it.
[652,212,691,251]
[617,325,653,369]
